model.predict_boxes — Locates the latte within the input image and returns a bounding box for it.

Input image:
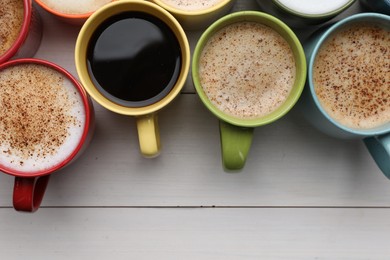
[159,0,225,11]
[199,21,296,119]
[0,0,24,57]
[276,0,352,15]
[38,0,111,15]
[313,23,390,129]
[0,63,86,172]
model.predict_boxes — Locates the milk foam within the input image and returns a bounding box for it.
[277,0,351,15]
[0,0,24,56]
[159,0,225,11]
[199,22,296,119]
[0,64,86,173]
[39,0,111,15]
[314,23,390,129]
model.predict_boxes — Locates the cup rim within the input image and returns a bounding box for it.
[34,0,113,20]
[192,11,307,128]
[151,0,233,16]
[272,0,356,19]
[308,13,390,137]
[0,58,92,177]
[75,0,190,116]
[0,0,31,64]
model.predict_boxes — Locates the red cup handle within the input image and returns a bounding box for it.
[13,175,50,212]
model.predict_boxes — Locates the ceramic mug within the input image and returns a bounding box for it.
[75,0,190,157]
[192,11,306,170]
[0,0,42,64]
[360,0,390,15]
[34,0,115,25]
[301,13,390,179]
[0,58,95,212]
[256,0,356,27]
[150,0,236,30]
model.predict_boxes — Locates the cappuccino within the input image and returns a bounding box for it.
[199,22,296,119]
[39,0,111,15]
[276,0,352,15]
[0,64,86,172]
[0,0,24,57]
[159,0,225,11]
[313,23,390,129]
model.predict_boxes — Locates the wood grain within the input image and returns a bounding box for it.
[1,1,388,259]
[1,208,390,259]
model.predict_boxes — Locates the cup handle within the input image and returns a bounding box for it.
[13,175,51,212]
[220,120,254,171]
[136,114,161,158]
[364,133,390,179]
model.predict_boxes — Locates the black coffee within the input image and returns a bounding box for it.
[87,12,182,107]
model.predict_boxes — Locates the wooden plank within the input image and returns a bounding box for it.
[1,1,388,259]
[1,95,389,207]
[1,1,388,207]
[1,208,389,259]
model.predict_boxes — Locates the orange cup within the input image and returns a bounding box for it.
[34,0,116,25]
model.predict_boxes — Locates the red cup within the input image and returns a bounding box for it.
[0,0,42,64]
[0,58,95,212]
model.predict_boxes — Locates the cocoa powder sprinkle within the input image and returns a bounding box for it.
[199,22,296,119]
[313,23,390,129]
[0,64,79,161]
[0,0,24,56]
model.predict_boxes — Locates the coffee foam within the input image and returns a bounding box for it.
[159,0,225,11]
[0,0,24,56]
[39,0,111,15]
[0,64,86,173]
[277,0,351,15]
[199,22,296,119]
[313,23,390,129]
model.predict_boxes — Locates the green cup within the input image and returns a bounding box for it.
[192,11,306,171]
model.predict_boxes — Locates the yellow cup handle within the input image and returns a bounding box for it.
[136,114,161,158]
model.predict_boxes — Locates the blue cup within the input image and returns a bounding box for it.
[360,0,390,15]
[301,13,390,179]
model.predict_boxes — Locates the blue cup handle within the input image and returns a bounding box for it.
[364,133,390,179]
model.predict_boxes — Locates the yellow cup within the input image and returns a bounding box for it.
[151,0,236,30]
[75,0,190,157]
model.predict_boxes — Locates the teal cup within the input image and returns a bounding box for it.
[301,13,390,179]
[360,0,390,15]
[192,11,306,171]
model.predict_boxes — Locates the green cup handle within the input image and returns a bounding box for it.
[219,121,254,171]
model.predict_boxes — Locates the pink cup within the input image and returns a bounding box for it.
[0,0,42,64]
[0,59,95,212]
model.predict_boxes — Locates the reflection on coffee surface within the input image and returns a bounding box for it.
[199,22,296,119]
[313,23,390,129]
[39,0,111,15]
[276,0,351,15]
[87,12,181,107]
[159,0,225,11]
[0,64,86,172]
[0,0,24,56]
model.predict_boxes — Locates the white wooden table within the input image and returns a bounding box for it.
[1,1,390,259]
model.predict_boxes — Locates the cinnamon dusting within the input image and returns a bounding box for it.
[0,0,24,56]
[314,23,390,129]
[0,64,79,163]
